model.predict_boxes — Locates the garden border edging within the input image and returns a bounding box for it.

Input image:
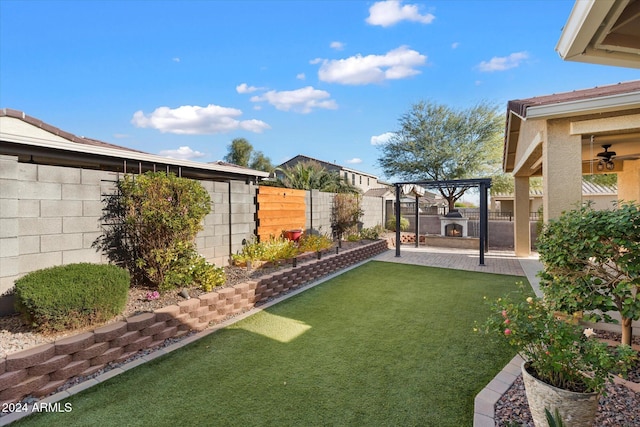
[0,240,388,414]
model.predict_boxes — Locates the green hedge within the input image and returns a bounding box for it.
[14,263,130,332]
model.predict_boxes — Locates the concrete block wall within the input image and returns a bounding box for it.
[0,155,257,295]
[0,240,387,406]
[361,195,385,229]
[404,214,539,250]
[304,191,387,236]
[305,190,333,235]
[0,156,107,295]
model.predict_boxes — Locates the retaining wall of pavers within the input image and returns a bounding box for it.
[0,240,387,405]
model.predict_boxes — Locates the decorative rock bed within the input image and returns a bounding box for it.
[0,240,388,407]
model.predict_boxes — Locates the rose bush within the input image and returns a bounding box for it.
[478,284,636,394]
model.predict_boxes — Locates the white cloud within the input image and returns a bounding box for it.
[236,83,261,94]
[330,41,345,50]
[366,1,435,27]
[131,104,271,134]
[250,86,338,113]
[346,158,362,164]
[159,146,206,160]
[317,46,426,85]
[172,57,181,63]
[451,42,460,49]
[477,51,529,72]
[370,132,395,145]
[296,73,306,80]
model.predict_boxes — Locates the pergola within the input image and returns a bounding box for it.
[393,178,492,265]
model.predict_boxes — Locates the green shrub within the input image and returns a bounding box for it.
[386,216,409,231]
[232,237,299,265]
[14,263,130,332]
[298,233,333,253]
[360,224,385,240]
[94,172,214,291]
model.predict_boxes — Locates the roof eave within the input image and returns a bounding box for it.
[1,130,270,179]
[524,91,640,120]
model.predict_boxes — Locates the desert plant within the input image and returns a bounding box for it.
[14,263,129,332]
[297,233,333,253]
[331,193,363,239]
[360,224,385,240]
[386,216,409,232]
[93,172,217,291]
[232,237,299,265]
[537,201,640,345]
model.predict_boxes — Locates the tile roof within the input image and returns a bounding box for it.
[1,108,146,153]
[507,80,640,118]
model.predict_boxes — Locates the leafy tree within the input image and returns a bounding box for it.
[489,174,543,196]
[537,202,640,345]
[377,100,503,211]
[583,173,617,187]
[223,138,274,173]
[271,160,359,193]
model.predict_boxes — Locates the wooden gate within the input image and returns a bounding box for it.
[256,186,306,241]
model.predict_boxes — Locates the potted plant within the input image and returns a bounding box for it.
[479,286,636,427]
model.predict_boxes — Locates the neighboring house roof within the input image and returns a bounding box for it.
[278,154,378,179]
[0,109,269,181]
[556,0,640,69]
[363,187,393,198]
[493,180,617,199]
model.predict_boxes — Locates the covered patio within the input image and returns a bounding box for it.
[503,80,640,256]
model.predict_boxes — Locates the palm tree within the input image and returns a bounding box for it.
[271,160,360,194]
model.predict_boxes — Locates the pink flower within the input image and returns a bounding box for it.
[504,328,512,336]
[504,319,511,325]
[146,291,160,301]
[501,310,508,318]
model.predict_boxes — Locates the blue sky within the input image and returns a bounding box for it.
[1,0,638,180]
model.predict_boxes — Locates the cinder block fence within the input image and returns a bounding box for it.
[0,240,387,406]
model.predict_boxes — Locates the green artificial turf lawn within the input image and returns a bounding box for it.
[13,261,526,427]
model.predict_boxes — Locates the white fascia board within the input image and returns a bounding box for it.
[556,0,614,60]
[341,166,378,179]
[0,130,270,178]
[525,91,640,119]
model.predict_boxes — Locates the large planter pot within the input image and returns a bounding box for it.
[521,362,599,427]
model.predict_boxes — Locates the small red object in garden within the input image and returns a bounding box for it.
[284,229,303,242]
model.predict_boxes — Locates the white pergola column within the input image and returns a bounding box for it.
[513,176,531,257]
[543,119,583,222]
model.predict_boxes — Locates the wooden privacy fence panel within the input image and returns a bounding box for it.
[256,186,306,241]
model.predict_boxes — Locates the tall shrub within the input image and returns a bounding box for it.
[331,193,363,239]
[94,172,223,291]
[537,202,640,345]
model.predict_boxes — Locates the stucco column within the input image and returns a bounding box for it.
[543,119,582,222]
[617,159,640,204]
[513,176,531,257]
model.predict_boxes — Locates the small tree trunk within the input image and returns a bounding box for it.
[621,317,632,346]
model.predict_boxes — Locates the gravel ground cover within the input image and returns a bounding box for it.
[495,330,640,427]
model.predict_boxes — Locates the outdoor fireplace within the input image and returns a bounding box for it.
[445,223,463,237]
[440,210,468,237]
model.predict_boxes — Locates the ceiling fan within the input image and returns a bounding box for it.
[595,144,616,171]
[596,144,617,162]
